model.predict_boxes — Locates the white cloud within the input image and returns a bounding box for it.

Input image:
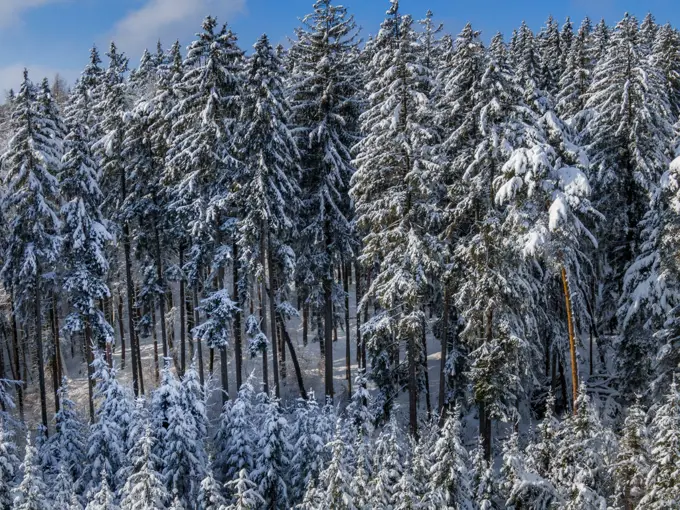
[110,0,247,59]
[0,64,78,99]
[0,0,65,28]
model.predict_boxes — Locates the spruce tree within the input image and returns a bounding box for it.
[613,400,650,509]
[352,2,442,433]
[13,435,49,510]
[289,0,360,401]
[0,70,62,432]
[224,469,263,510]
[119,425,168,510]
[0,421,18,510]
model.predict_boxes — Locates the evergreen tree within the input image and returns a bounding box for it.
[196,465,225,510]
[557,17,593,121]
[51,380,86,482]
[119,425,168,510]
[84,469,118,510]
[0,70,62,431]
[289,0,360,401]
[613,400,650,509]
[315,432,355,510]
[13,435,48,510]
[368,418,404,508]
[224,469,264,510]
[0,421,18,510]
[639,380,680,508]
[52,464,77,510]
[352,2,442,433]
[251,397,290,509]
[289,394,329,500]
[428,409,472,509]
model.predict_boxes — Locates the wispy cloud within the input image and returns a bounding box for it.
[110,0,247,59]
[0,0,66,28]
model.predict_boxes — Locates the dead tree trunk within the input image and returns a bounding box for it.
[34,271,48,433]
[561,266,579,413]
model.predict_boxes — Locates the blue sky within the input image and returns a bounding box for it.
[0,0,679,95]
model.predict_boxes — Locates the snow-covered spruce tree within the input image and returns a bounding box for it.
[526,391,560,480]
[166,17,243,388]
[93,42,142,397]
[0,70,62,432]
[60,75,114,423]
[652,23,680,121]
[119,425,169,510]
[499,432,560,509]
[151,361,206,506]
[289,394,330,500]
[351,2,442,434]
[0,420,19,509]
[367,417,404,508]
[81,46,105,141]
[585,14,674,374]
[213,380,255,484]
[251,396,290,509]
[537,15,563,97]
[180,361,208,446]
[470,437,497,510]
[639,380,680,508]
[288,0,360,401]
[84,469,118,510]
[234,33,300,399]
[428,407,473,509]
[224,469,264,510]
[447,31,533,459]
[196,464,226,510]
[612,400,650,510]
[13,434,49,510]
[50,379,86,482]
[314,428,355,509]
[122,72,175,367]
[52,463,77,510]
[81,354,131,494]
[194,289,238,403]
[557,17,593,122]
[551,385,616,508]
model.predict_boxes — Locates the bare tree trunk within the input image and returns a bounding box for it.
[277,312,307,400]
[266,227,280,398]
[117,291,126,370]
[123,225,140,397]
[422,311,431,419]
[355,261,362,369]
[232,241,242,390]
[259,267,269,396]
[34,271,48,433]
[439,285,450,414]
[561,266,579,413]
[343,261,351,395]
[192,285,204,386]
[220,346,229,404]
[85,323,95,423]
[480,307,494,461]
[302,301,308,347]
[49,294,59,414]
[324,278,333,402]
[178,246,186,377]
[152,306,159,382]
[408,329,417,438]
[10,293,23,421]
[133,291,145,396]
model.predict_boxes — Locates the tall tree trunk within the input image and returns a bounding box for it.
[84,322,95,423]
[439,285,450,414]
[117,291,126,370]
[408,329,417,438]
[154,225,168,359]
[178,245,186,377]
[422,311,431,419]
[152,306,159,382]
[302,301,308,347]
[355,261,362,369]
[123,225,140,397]
[266,227,280,398]
[220,346,229,404]
[259,269,269,396]
[10,293,24,421]
[343,261,351,395]
[49,294,59,414]
[232,241,242,390]
[277,312,307,400]
[324,277,334,402]
[34,271,48,433]
[561,266,579,413]
[192,285,204,387]
[480,307,494,461]
[133,289,145,396]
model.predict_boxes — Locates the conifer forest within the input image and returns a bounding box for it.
[0,0,680,508]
